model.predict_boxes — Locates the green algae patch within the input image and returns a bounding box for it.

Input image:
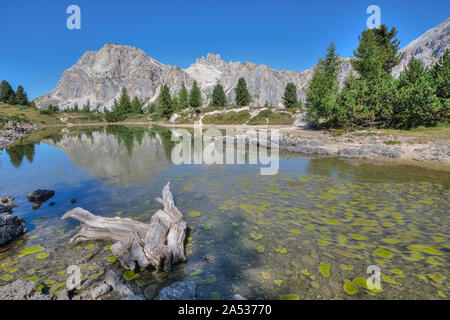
[407,244,441,255]
[0,275,13,281]
[19,245,45,257]
[261,272,271,280]
[381,238,401,244]
[318,262,330,277]
[280,294,300,300]
[124,270,139,281]
[37,253,49,259]
[274,280,283,285]
[210,292,221,300]
[289,229,301,235]
[188,211,201,217]
[343,279,358,295]
[49,282,65,294]
[107,256,117,263]
[351,234,368,240]
[353,277,382,293]
[190,269,203,277]
[374,248,393,258]
[183,183,192,191]
[275,247,287,254]
[23,276,40,282]
[256,245,265,253]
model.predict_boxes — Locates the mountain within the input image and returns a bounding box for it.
[392,17,450,77]
[35,18,449,110]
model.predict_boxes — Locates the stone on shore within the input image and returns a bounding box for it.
[159,281,197,300]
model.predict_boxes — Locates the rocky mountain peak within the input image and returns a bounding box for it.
[35,19,449,110]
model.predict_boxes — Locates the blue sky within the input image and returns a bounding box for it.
[0,0,448,99]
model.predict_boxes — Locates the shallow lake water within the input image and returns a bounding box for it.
[0,125,449,300]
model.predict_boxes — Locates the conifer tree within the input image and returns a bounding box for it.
[131,96,143,114]
[159,84,173,118]
[0,80,14,103]
[178,82,189,109]
[189,81,202,108]
[234,77,251,106]
[305,41,340,122]
[211,83,227,107]
[15,85,28,106]
[118,87,132,113]
[393,57,442,128]
[283,83,299,108]
[353,25,401,80]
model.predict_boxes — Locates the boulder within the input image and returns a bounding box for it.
[159,281,197,300]
[0,280,55,300]
[27,189,55,203]
[0,212,27,246]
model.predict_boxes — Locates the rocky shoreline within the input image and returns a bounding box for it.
[0,121,39,149]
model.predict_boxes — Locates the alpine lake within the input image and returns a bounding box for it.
[0,125,448,300]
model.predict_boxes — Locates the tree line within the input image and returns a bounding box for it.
[0,81,29,106]
[305,25,449,129]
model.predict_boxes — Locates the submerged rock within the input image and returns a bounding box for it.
[0,205,27,246]
[0,280,55,300]
[64,269,143,300]
[27,189,55,203]
[159,281,197,300]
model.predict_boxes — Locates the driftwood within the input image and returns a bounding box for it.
[62,182,187,272]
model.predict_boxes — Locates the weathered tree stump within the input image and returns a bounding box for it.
[62,182,187,272]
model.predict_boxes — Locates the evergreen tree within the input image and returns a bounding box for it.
[82,99,91,113]
[178,82,189,109]
[305,41,340,122]
[189,81,202,108]
[234,77,251,106]
[0,80,14,103]
[159,84,173,118]
[353,25,401,80]
[118,87,132,113]
[15,85,28,106]
[211,83,227,107]
[283,83,299,108]
[8,93,16,105]
[430,49,449,104]
[73,103,79,112]
[131,96,143,114]
[393,57,442,128]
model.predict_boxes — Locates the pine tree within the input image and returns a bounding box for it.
[118,87,132,114]
[15,85,28,106]
[393,57,442,128]
[283,83,298,108]
[189,81,202,108]
[353,25,401,80]
[159,84,173,118]
[82,99,91,113]
[0,80,14,103]
[305,41,341,123]
[234,77,251,106]
[73,103,79,112]
[178,82,189,109]
[131,96,143,114]
[430,49,449,103]
[211,84,227,107]
[8,93,16,105]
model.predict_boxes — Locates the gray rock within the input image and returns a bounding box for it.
[0,280,55,300]
[27,189,55,203]
[159,281,197,300]
[73,269,142,300]
[0,212,27,246]
[232,294,246,300]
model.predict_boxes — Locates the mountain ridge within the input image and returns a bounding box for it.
[35,18,449,110]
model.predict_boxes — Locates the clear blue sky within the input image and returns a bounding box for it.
[0,0,448,99]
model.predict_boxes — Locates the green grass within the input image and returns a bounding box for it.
[248,109,272,125]
[0,103,62,126]
[202,110,251,125]
[267,111,294,125]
